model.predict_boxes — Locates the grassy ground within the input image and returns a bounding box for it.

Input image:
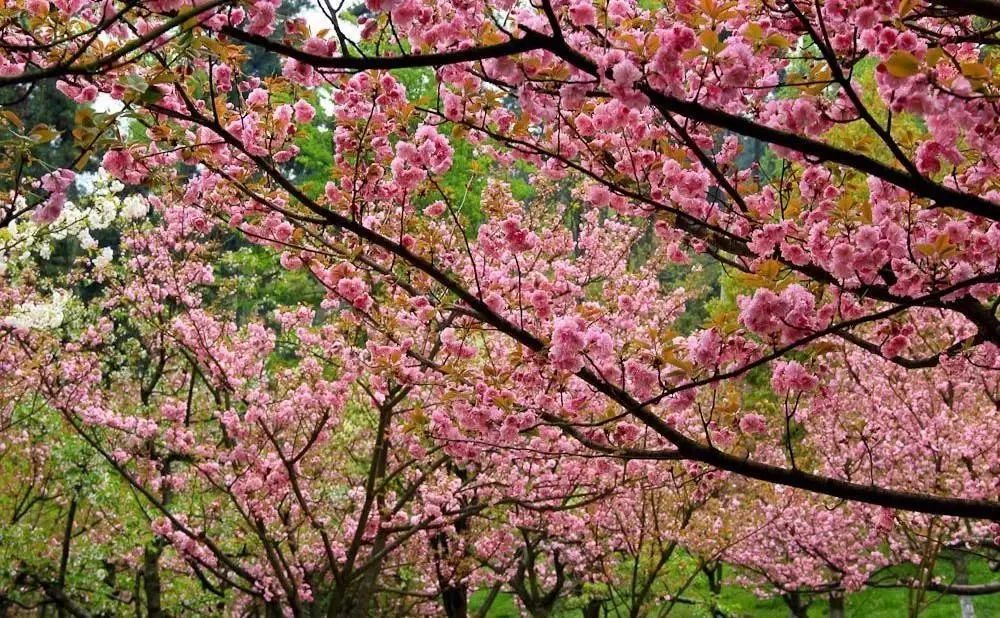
[470,557,999,617]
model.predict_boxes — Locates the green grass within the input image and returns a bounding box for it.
[469,557,999,617]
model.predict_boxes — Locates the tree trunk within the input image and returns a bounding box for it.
[265,600,283,618]
[57,497,78,618]
[473,581,502,618]
[440,583,468,618]
[324,583,371,618]
[142,544,164,618]
[782,592,809,618]
[431,528,468,618]
[704,563,725,618]
[341,518,391,617]
[954,554,976,618]
[828,590,845,618]
[582,598,603,618]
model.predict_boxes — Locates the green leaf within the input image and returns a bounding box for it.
[885,51,920,78]
[29,124,59,144]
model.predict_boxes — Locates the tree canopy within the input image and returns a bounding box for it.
[0,0,998,615]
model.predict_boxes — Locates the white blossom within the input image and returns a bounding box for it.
[121,195,148,220]
[78,228,98,250]
[4,290,70,330]
[93,246,113,271]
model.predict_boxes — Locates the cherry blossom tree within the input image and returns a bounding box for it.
[1,0,999,614]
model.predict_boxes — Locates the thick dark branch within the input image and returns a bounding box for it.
[221,27,550,71]
[57,496,77,598]
[835,331,983,368]
[924,580,1000,595]
[930,0,1000,20]
[810,577,1000,596]
[539,412,683,461]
